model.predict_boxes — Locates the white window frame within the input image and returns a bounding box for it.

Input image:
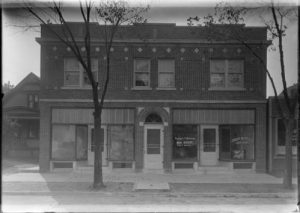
[209,59,244,90]
[64,58,98,88]
[158,59,175,89]
[133,59,151,89]
[275,118,297,156]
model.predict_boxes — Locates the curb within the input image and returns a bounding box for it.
[2,190,296,198]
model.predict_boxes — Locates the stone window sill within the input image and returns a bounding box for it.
[156,87,176,90]
[131,87,152,90]
[208,87,246,91]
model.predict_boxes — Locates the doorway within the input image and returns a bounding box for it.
[200,125,219,166]
[144,124,164,169]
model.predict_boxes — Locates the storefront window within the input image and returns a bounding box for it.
[219,125,254,161]
[109,125,134,161]
[52,125,75,160]
[173,125,197,160]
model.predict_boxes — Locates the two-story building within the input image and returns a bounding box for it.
[3,72,40,159]
[37,23,269,173]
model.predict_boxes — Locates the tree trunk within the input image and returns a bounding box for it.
[93,108,105,189]
[283,119,293,189]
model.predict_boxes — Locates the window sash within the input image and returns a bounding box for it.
[158,60,175,73]
[158,73,175,88]
[135,59,150,73]
[158,60,175,88]
[64,71,80,86]
[64,58,98,87]
[134,59,150,87]
[210,60,244,89]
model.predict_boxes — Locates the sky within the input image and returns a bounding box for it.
[2,0,298,97]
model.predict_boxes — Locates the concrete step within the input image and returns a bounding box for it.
[142,169,165,174]
[197,166,232,174]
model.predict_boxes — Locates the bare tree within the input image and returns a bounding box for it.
[23,0,148,189]
[188,1,298,189]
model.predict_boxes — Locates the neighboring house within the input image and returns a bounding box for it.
[2,72,40,159]
[36,23,269,172]
[268,84,298,176]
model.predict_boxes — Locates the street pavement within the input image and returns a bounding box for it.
[1,158,299,213]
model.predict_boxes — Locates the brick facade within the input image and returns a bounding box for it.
[37,23,269,173]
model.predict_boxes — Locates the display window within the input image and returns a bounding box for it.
[52,124,88,160]
[173,125,197,160]
[109,125,134,161]
[52,125,76,160]
[219,125,254,161]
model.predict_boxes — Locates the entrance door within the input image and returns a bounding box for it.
[88,126,107,166]
[144,125,164,169]
[200,125,219,166]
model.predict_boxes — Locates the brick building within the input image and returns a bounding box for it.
[37,23,269,172]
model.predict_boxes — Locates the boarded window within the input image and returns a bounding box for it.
[109,125,134,161]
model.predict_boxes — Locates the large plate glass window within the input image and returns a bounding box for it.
[52,125,76,160]
[210,60,244,89]
[173,125,197,160]
[109,125,134,161]
[158,59,175,88]
[219,125,254,161]
[134,59,150,87]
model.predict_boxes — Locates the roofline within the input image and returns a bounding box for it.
[3,72,40,102]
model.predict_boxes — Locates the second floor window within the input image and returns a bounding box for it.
[210,59,244,89]
[28,94,39,109]
[158,60,175,88]
[134,59,150,88]
[64,58,98,87]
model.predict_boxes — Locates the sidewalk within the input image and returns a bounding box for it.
[2,161,297,198]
